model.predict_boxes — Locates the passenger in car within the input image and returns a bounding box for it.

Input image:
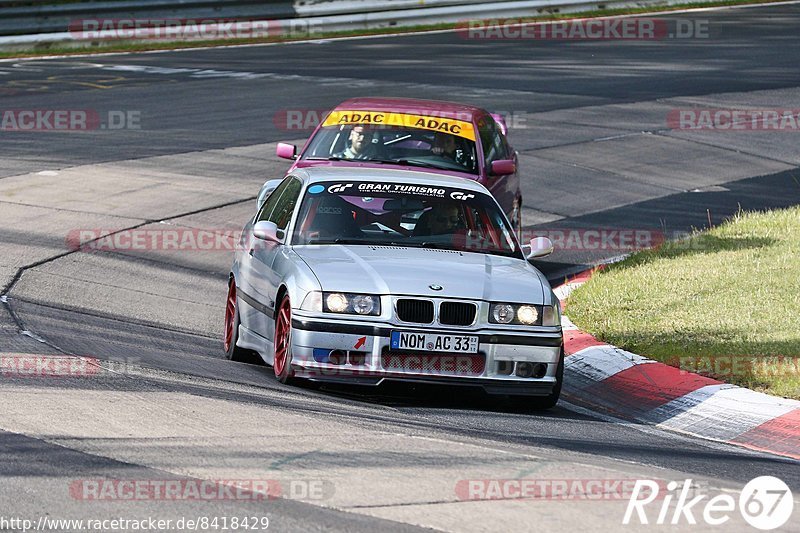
[414,203,463,236]
[432,132,458,160]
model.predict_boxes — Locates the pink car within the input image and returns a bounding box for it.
[275,97,522,232]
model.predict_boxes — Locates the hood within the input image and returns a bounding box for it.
[294,245,545,304]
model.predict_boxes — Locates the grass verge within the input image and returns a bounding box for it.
[0,0,790,59]
[566,206,800,399]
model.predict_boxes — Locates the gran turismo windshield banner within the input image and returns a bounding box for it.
[310,181,479,201]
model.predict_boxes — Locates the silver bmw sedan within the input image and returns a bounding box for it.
[226,167,563,408]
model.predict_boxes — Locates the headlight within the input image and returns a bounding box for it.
[325,293,349,313]
[489,303,555,326]
[491,304,515,324]
[517,305,539,325]
[351,295,376,315]
[322,292,381,316]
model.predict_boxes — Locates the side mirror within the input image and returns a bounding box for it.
[525,236,554,259]
[490,159,516,176]
[253,221,281,243]
[276,143,297,160]
[257,179,284,211]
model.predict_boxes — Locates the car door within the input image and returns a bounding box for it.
[477,115,516,217]
[239,176,302,338]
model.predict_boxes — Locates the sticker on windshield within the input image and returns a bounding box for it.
[327,183,354,193]
[308,184,325,194]
[451,191,476,201]
[358,183,446,198]
[322,111,476,141]
[320,182,478,200]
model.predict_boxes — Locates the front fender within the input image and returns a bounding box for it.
[273,248,322,310]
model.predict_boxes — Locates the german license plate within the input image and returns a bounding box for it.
[390,331,479,353]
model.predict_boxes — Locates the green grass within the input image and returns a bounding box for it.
[566,206,800,399]
[0,0,789,59]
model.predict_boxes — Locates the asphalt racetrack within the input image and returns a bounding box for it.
[0,3,799,531]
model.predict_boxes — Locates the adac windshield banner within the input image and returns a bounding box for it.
[322,110,477,141]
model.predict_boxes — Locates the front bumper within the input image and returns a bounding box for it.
[288,313,563,395]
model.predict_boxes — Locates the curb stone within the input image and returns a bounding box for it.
[555,268,800,461]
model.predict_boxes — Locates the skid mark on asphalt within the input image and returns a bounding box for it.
[1,195,255,351]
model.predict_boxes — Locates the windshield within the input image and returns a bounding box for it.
[302,111,479,174]
[291,181,520,258]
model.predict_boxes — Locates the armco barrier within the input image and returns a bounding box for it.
[0,0,727,46]
[0,0,297,37]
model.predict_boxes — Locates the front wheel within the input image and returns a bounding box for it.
[273,295,295,384]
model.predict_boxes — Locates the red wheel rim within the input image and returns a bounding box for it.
[274,298,291,377]
[223,282,236,353]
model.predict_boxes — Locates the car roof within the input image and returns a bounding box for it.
[332,97,487,121]
[290,166,490,193]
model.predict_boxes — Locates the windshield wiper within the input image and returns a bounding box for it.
[305,238,365,245]
[362,158,449,170]
[334,238,370,244]
[304,156,458,171]
[397,158,461,171]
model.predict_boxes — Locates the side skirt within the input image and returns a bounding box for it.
[237,324,274,366]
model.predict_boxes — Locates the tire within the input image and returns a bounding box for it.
[224,280,259,363]
[273,295,295,384]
